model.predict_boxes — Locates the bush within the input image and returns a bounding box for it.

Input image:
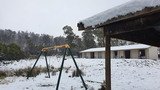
[98,81,106,90]
[0,71,7,79]
[15,68,28,77]
[98,85,105,90]
[72,69,84,77]
[15,69,25,77]
[0,43,25,60]
[27,67,42,77]
[27,66,59,77]
[0,66,60,79]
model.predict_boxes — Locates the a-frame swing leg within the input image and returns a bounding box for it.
[56,48,67,90]
[56,48,87,90]
[27,51,43,79]
[68,48,88,90]
[44,52,50,78]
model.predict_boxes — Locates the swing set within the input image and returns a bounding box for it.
[27,44,87,90]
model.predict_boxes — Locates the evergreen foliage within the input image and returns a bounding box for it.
[93,28,105,47]
[63,25,83,56]
[0,29,55,57]
[63,25,75,47]
[82,30,96,49]
[0,43,25,60]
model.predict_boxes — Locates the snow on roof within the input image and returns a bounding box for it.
[79,0,160,28]
[80,47,105,53]
[80,44,151,53]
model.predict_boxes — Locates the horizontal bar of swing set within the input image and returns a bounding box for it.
[41,44,70,52]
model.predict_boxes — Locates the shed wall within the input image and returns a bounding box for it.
[148,47,158,59]
[131,50,139,59]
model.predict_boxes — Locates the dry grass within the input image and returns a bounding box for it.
[0,66,59,79]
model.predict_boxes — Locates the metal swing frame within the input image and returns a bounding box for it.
[26,44,87,90]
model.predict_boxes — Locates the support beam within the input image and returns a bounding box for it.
[27,51,42,79]
[104,27,111,90]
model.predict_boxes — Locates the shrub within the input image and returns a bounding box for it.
[88,87,95,90]
[27,67,59,77]
[27,67,42,77]
[98,81,106,90]
[15,69,25,77]
[0,43,25,60]
[0,66,60,78]
[72,69,84,77]
[0,71,7,79]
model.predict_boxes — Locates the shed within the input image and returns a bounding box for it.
[77,0,160,90]
[80,44,158,59]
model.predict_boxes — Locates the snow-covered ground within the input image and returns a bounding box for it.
[0,56,160,90]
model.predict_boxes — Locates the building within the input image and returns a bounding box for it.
[80,44,158,60]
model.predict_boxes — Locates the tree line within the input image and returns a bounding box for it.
[0,29,65,60]
[0,26,135,60]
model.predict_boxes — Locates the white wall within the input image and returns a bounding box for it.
[119,51,124,58]
[130,50,139,59]
[102,52,105,58]
[94,52,98,58]
[148,47,158,60]
[145,49,149,59]
[91,52,105,58]
[82,52,90,58]
[111,52,114,58]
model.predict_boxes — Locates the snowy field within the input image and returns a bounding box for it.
[1,56,160,90]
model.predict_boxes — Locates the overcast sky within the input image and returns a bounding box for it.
[0,0,131,37]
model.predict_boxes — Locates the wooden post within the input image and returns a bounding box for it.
[104,27,111,90]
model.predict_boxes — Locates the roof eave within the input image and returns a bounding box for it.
[77,6,160,31]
